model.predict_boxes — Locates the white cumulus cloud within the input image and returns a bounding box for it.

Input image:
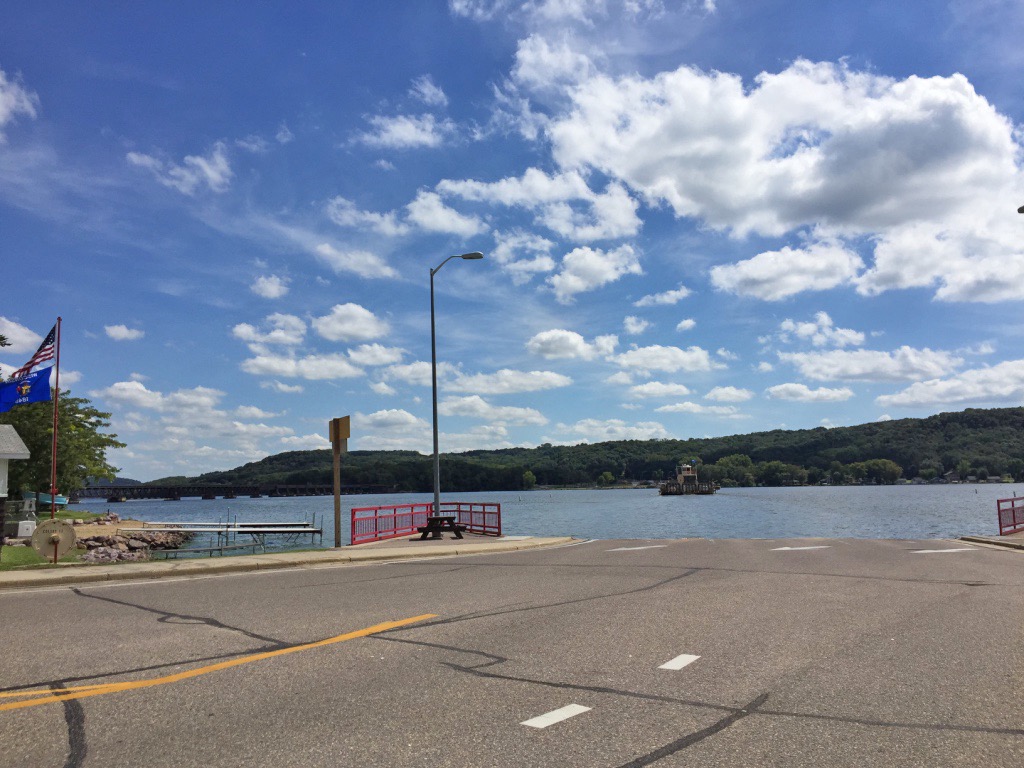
[780,346,963,382]
[548,245,643,304]
[448,368,573,394]
[355,114,454,149]
[544,57,1024,302]
[105,324,145,341]
[610,344,721,374]
[438,395,548,425]
[240,353,364,380]
[655,402,744,417]
[280,434,331,449]
[512,34,595,92]
[312,304,390,342]
[405,191,488,236]
[261,380,304,394]
[525,329,618,360]
[765,383,855,402]
[232,314,306,347]
[623,316,650,335]
[491,229,558,284]
[778,312,865,348]
[705,386,754,402]
[0,316,43,353]
[438,169,640,242]
[381,361,436,388]
[628,381,692,399]
[876,359,1024,408]
[634,285,691,307]
[710,242,864,301]
[250,275,290,299]
[347,344,406,367]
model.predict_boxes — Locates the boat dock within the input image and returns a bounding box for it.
[118,517,324,555]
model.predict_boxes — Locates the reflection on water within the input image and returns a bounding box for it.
[79,483,1020,548]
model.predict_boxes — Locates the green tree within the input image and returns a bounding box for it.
[0,390,124,494]
[597,471,616,486]
[756,460,796,486]
[522,469,537,490]
[714,454,756,486]
[861,458,903,484]
[828,461,845,485]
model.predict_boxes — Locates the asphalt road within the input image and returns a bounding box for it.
[1,537,1022,767]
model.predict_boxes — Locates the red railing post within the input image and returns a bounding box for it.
[997,497,1024,536]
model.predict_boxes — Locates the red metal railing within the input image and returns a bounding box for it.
[445,502,502,537]
[350,502,501,545]
[997,496,1024,536]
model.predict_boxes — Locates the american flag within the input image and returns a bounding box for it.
[10,324,56,380]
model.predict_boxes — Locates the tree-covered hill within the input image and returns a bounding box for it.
[148,407,1024,491]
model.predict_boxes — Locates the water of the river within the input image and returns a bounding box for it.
[79,483,1020,550]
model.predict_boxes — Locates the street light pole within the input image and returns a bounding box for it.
[430,251,484,518]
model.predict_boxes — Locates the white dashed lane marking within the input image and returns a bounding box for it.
[606,545,668,552]
[771,545,831,551]
[659,653,700,670]
[520,704,591,729]
[910,548,977,554]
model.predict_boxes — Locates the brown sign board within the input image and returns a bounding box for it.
[329,416,350,444]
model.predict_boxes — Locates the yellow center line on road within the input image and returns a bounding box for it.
[0,613,436,713]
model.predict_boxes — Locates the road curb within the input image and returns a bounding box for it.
[0,537,577,590]
[960,535,1024,551]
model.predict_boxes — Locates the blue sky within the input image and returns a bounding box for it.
[2,1,1023,481]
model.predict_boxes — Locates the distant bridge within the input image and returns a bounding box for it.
[72,483,393,502]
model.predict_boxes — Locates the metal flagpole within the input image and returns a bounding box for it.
[49,316,62,523]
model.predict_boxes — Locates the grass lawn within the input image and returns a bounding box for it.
[45,509,105,523]
[0,508,104,570]
[0,545,82,570]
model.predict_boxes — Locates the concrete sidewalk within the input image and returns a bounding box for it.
[0,534,577,590]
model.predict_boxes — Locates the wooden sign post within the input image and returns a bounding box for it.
[329,416,350,547]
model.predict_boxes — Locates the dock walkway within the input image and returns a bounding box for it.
[118,519,324,552]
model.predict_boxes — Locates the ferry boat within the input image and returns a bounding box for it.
[659,462,718,495]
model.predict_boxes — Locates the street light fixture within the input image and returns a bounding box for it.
[430,252,484,520]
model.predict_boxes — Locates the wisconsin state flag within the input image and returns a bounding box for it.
[0,368,51,413]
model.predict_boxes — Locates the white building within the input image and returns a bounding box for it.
[0,425,31,499]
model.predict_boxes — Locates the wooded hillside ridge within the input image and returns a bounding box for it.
[147,407,1024,491]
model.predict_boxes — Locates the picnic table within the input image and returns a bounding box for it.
[416,515,466,540]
